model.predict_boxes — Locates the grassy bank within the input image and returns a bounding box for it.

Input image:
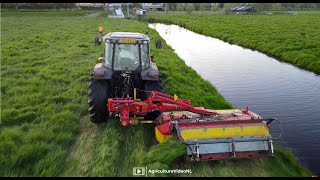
[145,11,320,75]
[0,11,311,176]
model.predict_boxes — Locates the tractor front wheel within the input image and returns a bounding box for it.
[88,73,110,123]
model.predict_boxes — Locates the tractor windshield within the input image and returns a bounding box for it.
[114,43,140,71]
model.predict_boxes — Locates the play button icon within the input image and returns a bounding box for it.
[133,167,145,176]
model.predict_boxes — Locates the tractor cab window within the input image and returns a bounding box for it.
[114,43,140,71]
[104,43,113,69]
[141,43,150,69]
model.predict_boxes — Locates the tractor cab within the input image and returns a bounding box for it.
[89,31,163,123]
[102,32,151,72]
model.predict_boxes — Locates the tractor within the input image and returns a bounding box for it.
[89,30,163,123]
[88,28,279,161]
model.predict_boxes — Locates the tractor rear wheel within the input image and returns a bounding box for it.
[88,73,110,123]
[143,79,164,100]
[143,79,164,120]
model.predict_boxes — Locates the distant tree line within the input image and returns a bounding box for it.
[162,3,320,11]
[252,3,320,11]
[2,3,319,11]
[1,3,79,10]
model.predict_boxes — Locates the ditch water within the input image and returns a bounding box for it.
[149,23,320,174]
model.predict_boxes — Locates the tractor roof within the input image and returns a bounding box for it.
[103,32,150,41]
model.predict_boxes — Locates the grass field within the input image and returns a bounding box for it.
[145,11,320,75]
[0,11,312,177]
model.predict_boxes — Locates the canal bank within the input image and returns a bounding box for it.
[144,13,320,75]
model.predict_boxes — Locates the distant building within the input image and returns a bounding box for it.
[106,3,122,10]
[135,9,147,16]
[142,3,165,11]
[106,3,132,11]
[77,3,104,8]
[109,8,125,18]
[230,4,256,14]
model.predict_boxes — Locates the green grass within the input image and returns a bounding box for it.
[0,11,312,177]
[145,11,320,75]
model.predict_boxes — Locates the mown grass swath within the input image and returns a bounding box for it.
[145,11,320,75]
[0,11,311,177]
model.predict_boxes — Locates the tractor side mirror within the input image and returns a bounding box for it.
[95,37,102,46]
[155,40,162,49]
[95,26,104,46]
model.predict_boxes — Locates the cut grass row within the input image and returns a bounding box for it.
[0,11,311,176]
[145,11,320,75]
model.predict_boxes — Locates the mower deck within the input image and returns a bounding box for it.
[107,91,276,162]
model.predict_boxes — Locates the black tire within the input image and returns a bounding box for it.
[143,79,164,100]
[143,79,164,120]
[88,73,110,123]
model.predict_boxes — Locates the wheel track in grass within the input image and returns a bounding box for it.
[82,12,102,18]
[62,116,99,176]
[62,114,157,176]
